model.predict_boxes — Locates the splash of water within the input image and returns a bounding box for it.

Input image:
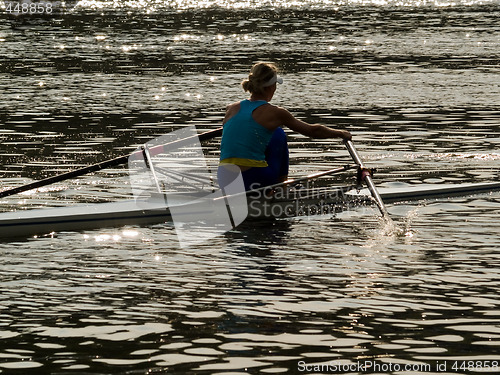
[362,207,420,248]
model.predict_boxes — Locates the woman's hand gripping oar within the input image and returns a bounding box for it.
[344,140,392,222]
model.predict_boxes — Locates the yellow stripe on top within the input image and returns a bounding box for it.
[220,158,268,167]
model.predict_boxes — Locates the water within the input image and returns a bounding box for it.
[1,0,500,373]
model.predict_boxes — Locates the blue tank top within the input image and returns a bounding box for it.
[219,100,274,167]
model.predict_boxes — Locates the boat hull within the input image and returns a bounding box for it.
[1,182,499,240]
[0,199,173,239]
[0,186,363,239]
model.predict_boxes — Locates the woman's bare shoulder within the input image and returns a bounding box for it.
[256,103,286,114]
[226,101,241,112]
[266,104,292,120]
[223,101,241,124]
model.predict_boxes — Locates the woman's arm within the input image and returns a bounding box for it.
[277,107,352,140]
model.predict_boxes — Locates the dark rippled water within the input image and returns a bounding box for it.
[1,0,500,373]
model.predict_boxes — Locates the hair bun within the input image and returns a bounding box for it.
[241,62,278,95]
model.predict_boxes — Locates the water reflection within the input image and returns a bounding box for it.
[0,192,499,372]
[226,219,292,251]
[1,0,500,372]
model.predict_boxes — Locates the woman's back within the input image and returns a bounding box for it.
[219,100,274,167]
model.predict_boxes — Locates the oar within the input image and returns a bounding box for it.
[0,126,223,199]
[344,140,391,220]
[275,164,355,190]
[214,164,355,202]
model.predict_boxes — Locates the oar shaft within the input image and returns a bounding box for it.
[363,174,390,218]
[256,165,353,193]
[344,140,390,219]
[0,156,127,199]
[0,127,223,199]
[213,164,354,202]
[345,142,366,169]
[280,165,354,188]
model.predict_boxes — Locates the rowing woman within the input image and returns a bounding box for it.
[218,62,351,191]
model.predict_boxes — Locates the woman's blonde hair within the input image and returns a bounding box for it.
[241,62,279,95]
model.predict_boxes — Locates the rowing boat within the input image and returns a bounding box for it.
[1,127,499,241]
[1,181,499,240]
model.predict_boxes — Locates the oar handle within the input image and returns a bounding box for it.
[344,140,391,220]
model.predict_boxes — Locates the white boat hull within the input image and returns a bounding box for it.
[1,182,499,240]
[0,186,363,239]
[0,198,173,239]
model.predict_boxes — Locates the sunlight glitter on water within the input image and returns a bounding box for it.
[1,0,500,372]
[434,152,500,161]
[77,0,496,9]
